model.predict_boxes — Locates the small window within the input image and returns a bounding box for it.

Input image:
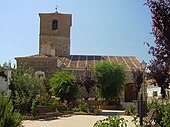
[52,19,58,30]
[153,91,158,97]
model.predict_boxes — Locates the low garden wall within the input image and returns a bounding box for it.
[70,99,123,110]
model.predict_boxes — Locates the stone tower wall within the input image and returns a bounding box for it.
[40,36,70,56]
[39,13,72,57]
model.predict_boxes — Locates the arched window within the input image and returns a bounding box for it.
[35,71,45,78]
[52,19,58,30]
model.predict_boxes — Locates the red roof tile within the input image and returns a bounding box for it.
[60,55,141,70]
[16,54,141,70]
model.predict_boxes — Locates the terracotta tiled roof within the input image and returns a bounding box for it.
[16,54,141,70]
[60,55,141,70]
[16,54,52,58]
[146,79,156,85]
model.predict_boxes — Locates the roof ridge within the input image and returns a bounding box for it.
[70,54,137,57]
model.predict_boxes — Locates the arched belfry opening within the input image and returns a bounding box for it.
[52,19,58,30]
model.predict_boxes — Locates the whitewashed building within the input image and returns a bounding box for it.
[147,84,161,101]
[0,66,11,96]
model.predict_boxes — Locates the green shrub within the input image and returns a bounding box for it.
[10,66,45,114]
[31,99,37,117]
[50,98,61,111]
[10,66,45,100]
[78,101,88,112]
[147,98,159,111]
[13,93,32,114]
[36,94,51,106]
[35,95,61,112]
[93,115,127,127]
[72,100,96,113]
[131,115,145,127]
[73,101,88,112]
[127,103,136,115]
[156,102,170,127]
[50,71,78,102]
[147,99,170,127]
[0,97,23,127]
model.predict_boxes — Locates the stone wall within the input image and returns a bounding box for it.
[40,36,70,57]
[39,13,72,36]
[39,13,72,57]
[16,57,60,78]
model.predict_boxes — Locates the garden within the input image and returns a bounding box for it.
[1,59,170,127]
[1,61,128,126]
[1,0,170,125]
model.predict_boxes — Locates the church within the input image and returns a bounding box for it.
[15,10,142,102]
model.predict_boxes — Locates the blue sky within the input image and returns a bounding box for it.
[0,0,154,66]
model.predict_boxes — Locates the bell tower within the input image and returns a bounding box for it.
[39,11,72,57]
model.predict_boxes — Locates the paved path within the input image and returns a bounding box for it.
[23,110,136,127]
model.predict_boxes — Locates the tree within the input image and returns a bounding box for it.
[132,69,143,98]
[76,67,96,93]
[50,71,78,102]
[10,66,45,113]
[92,61,126,101]
[145,0,170,98]
[10,66,45,98]
[43,78,51,96]
[0,97,22,127]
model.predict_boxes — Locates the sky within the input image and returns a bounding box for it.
[0,0,155,66]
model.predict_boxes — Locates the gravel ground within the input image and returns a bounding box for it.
[23,110,136,127]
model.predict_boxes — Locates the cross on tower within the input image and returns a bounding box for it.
[55,5,58,13]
